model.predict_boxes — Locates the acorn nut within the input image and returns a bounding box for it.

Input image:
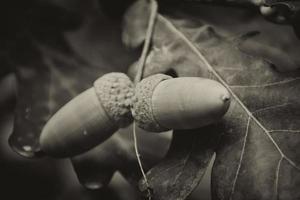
[40,73,135,157]
[132,74,231,132]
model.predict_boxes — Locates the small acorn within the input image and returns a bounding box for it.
[132,74,231,132]
[40,73,135,157]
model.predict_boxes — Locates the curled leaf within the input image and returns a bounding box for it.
[71,133,124,190]
[184,5,300,71]
[122,0,151,48]
[139,127,222,200]
[71,126,172,189]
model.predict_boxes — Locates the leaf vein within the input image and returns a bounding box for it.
[158,14,300,179]
[252,103,292,115]
[229,116,251,199]
[284,157,300,171]
[269,130,300,134]
[229,77,300,88]
[275,156,283,199]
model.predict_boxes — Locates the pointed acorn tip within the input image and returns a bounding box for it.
[221,93,230,102]
[218,86,231,114]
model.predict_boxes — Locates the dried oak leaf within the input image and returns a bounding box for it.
[177,5,300,71]
[139,127,223,200]
[122,0,151,48]
[123,2,300,199]
[71,126,171,190]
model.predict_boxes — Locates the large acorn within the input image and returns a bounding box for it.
[132,74,231,132]
[40,73,135,157]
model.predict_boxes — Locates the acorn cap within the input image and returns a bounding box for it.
[132,74,172,132]
[94,72,135,127]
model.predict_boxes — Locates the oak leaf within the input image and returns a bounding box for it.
[123,1,300,199]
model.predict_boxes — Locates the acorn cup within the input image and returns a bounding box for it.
[40,73,135,157]
[132,74,231,132]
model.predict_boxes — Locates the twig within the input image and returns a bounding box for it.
[133,121,152,199]
[133,0,158,199]
[134,0,158,84]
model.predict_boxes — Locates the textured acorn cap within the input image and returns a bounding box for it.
[132,74,172,132]
[94,72,135,127]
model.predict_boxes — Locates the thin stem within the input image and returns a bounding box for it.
[132,0,158,199]
[134,0,158,84]
[133,121,152,199]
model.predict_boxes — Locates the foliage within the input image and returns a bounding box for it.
[0,0,299,200]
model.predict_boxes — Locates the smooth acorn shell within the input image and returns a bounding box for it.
[152,77,230,130]
[132,74,231,132]
[40,88,118,157]
[40,73,134,157]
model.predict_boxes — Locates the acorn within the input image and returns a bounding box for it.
[132,74,231,132]
[40,72,135,157]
